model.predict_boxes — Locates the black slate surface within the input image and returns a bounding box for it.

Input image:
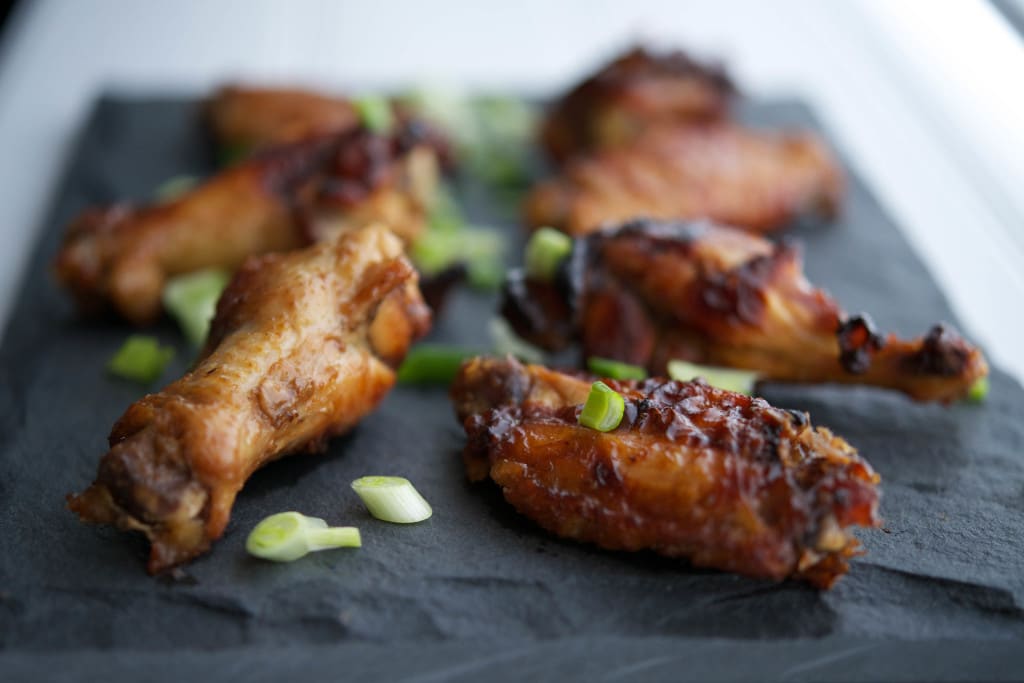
[1,96,1024,682]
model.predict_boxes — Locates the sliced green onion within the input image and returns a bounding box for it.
[587,357,647,381]
[246,512,361,562]
[489,318,545,364]
[524,227,572,282]
[400,87,536,191]
[427,185,466,235]
[353,95,394,133]
[154,175,198,203]
[397,344,480,385]
[667,360,759,395]
[467,96,538,189]
[351,476,433,524]
[412,225,505,291]
[578,381,625,432]
[162,269,232,347]
[399,85,479,144]
[107,335,175,384]
[467,258,506,290]
[967,376,989,403]
[474,96,537,145]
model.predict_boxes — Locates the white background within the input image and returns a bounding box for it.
[0,0,1022,381]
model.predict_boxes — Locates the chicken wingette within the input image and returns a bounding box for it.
[451,356,880,588]
[68,224,431,573]
[503,219,988,403]
[527,123,843,236]
[54,123,440,324]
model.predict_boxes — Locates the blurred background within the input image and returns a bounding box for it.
[0,0,1021,380]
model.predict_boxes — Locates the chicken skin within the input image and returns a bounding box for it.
[503,219,988,403]
[68,224,431,573]
[206,85,359,152]
[451,356,880,588]
[541,45,735,163]
[54,123,440,324]
[527,123,843,236]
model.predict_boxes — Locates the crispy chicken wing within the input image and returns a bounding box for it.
[503,219,988,403]
[54,123,440,324]
[68,224,431,573]
[206,85,359,151]
[527,123,843,236]
[541,46,735,163]
[451,356,880,588]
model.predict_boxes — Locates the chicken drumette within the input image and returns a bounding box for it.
[54,122,441,324]
[503,219,988,403]
[68,224,431,572]
[541,45,735,163]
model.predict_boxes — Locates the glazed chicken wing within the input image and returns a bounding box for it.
[503,219,988,403]
[451,357,880,588]
[527,123,843,236]
[54,123,440,324]
[206,85,359,151]
[68,224,431,573]
[541,46,735,163]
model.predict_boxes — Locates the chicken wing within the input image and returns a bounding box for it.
[206,85,359,151]
[54,122,440,324]
[451,356,880,588]
[68,224,431,573]
[541,46,735,163]
[503,219,988,403]
[527,123,843,236]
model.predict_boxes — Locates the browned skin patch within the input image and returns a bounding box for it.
[527,122,844,236]
[67,225,431,574]
[206,85,360,151]
[451,357,881,588]
[53,122,442,325]
[541,45,735,163]
[502,219,989,403]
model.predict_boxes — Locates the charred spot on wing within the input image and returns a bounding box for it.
[699,254,775,326]
[500,270,576,351]
[836,313,885,374]
[318,128,395,207]
[904,323,974,377]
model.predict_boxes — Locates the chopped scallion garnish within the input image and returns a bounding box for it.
[353,95,394,133]
[162,269,231,347]
[397,344,480,385]
[578,381,625,432]
[411,224,505,291]
[107,335,175,384]
[154,175,198,203]
[351,476,433,524]
[667,360,759,395]
[587,357,647,381]
[399,87,537,191]
[246,512,361,562]
[524,227,573,282]
[967,376,989,403]
[489,318,545,364]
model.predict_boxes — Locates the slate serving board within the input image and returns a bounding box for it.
[1,96,1023,682]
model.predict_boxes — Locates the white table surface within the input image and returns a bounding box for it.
[1,0,1022,382]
